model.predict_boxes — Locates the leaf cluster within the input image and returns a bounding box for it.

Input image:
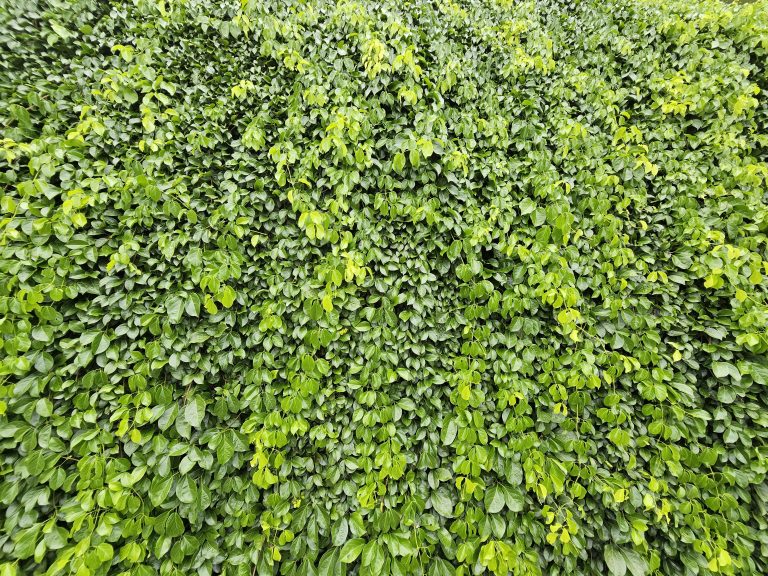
[1,0,768,575]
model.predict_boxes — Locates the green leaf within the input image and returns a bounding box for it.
[362,540,384,570]
[150,475,174,507]
[429,558,456,576]
[748,362,768,384]
[43,526,68,550]
[165,513,185,538]
[712,361,740,382]
[409,148,420,168]
[332,518,349,546]
[420,139,434,158]
[166,294,185,324]
[484,485,505,514]
[175,475,198,504]
[0,195,16,213]
[91,333,111,355]
[217,432,235,464]
[430,490,454,518]
[185,294,201,317]
[318,549,339,576]
[184,395,206,428]
[441,419,458,446]
[219,286,237,308]
[35,398,53,417]
[339,538,365,563]
[519,198,537,215]
[302,354,316,374]
[623,550,648,576]
[13,526,40,559]
[505,487,525,512]
[605,546,627,576]
[393,152,406,174]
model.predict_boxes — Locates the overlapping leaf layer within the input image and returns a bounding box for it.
[1,0,768,575]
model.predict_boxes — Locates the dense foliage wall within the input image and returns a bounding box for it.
[1,0,768,575]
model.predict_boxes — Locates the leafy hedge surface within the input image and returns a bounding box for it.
[2,0,768,574]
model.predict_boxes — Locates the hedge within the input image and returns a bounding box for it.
[1,0,768,575]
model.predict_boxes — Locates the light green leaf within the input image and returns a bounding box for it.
[218,286,237,308]
[393,152,406,174]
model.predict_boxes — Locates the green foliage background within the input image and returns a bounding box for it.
[1,0,768,575]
